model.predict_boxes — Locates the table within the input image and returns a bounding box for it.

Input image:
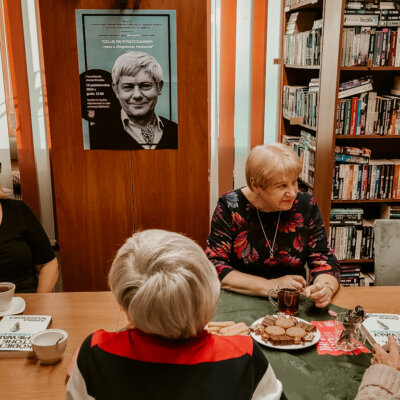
[213,286,400,400]
[0,287,399,399]
[0,292,128,400]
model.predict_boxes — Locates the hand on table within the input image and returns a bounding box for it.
[272,275,306,291]
[371,335,400,371]
[304,281,333,308]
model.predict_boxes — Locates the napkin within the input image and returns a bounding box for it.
[311,320,371,356]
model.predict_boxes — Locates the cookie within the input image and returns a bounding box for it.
[275,317,296,329]
[261,315,278,327]
[265,325,285,336]
[304,333,314,342]
[286,326,307,338]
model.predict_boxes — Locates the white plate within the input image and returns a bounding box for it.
[250,316,321,350]
[0,297,26,317]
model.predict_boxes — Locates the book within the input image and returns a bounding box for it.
[0,315,52,358]
[362,313,400,348]
[343,14,379,26]
[338,82,374,99]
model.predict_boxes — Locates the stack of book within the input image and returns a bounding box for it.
[338,76,373,100]
[341,26,400,67]
[332,146,400,200]
[282,79,319,127]
[329,208,376,261]
[329,207,364,260]
[332,146,371,200]
[339,264,364,286]
[380,202,400,218]
[283,131,316,187]
[336,91,400,136]
[298,130,316,186]
[344,1,400,27]
[284,17,322,66]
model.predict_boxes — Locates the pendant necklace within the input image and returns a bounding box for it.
[256,209,281,260]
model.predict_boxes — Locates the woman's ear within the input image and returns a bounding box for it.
[249,177,257,192]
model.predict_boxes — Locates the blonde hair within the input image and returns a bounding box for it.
[246,143,302,190]
[108,229,220,340]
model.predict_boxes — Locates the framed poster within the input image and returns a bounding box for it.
[75,10,178,150]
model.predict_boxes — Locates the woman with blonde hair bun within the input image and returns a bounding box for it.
[67,229,283,400]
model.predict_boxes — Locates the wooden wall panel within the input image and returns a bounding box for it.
[250,0,268,148]
[37,0,210,291]
[130,0,210,240]
[218,0,236,196]
[3,0,40,216]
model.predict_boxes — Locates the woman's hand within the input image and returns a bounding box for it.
[304,281,333,308]
[371,335,400,370]
[271,275,306,291]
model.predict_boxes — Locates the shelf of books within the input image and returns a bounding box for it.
[331,0,400,286]
[280,0,323,191]
[281,0,400,287]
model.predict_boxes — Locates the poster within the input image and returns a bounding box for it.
[75,10,178,150]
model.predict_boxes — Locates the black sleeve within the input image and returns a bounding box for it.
[20,201,55,265]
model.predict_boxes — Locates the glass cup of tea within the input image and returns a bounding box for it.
[268,285,301,315]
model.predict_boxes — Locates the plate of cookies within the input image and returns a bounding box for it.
[250,314,320,350]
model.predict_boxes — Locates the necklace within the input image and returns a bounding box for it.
[256,209,281,260]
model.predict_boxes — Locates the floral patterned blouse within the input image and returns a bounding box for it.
[206,189,340,283]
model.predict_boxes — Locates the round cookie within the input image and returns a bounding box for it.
[265,325,285,336]
[275,317,296,329]
[286,326,307,338]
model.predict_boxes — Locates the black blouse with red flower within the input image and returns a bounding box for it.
[206,189,340,283]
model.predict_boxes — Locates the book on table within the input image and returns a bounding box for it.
[361,313,400,349]
[0,315,52,358]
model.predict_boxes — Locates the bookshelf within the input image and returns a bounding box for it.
[280,0,400,284]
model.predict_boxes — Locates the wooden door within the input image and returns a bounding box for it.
[37,0,210,291]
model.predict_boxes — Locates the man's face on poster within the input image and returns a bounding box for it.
[113,70,163,121]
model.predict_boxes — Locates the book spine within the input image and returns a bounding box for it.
[350,97,359,135]
[356,98,362,135]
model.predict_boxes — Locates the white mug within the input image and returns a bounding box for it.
[31,329,68,365]
[0,282,15,312]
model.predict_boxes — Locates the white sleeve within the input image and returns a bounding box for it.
[251,363,283,400]
[65,362,95,400]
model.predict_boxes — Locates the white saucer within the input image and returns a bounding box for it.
[0,297,26,317]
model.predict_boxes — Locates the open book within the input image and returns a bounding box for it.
[361,313,400,349]
[0,315,52,358]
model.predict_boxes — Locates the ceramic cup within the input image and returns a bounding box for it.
[31,329,68,365]
[0,282,15,312]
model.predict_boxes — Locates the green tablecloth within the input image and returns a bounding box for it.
[213,290,372,400]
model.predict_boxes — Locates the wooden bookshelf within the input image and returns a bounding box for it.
[279,0,342,227]
[280,0,400,275]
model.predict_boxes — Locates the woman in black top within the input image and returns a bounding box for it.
[0,188,58,292]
